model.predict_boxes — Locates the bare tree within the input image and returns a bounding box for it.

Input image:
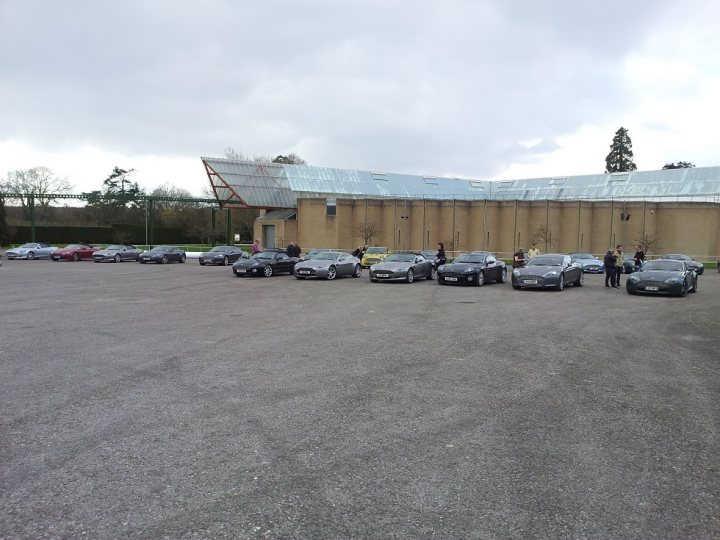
[532,225,554,251]
[2,167,72,220]
[634,233,660,255]
[357,222,382,245]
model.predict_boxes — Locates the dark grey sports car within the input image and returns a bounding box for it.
[93,244,143,263]
[199,246,248,266]
[233,249,299,277]
[437,251,507,286]
[511,253,583,290]
[369,252,435,283]
[139,245,186,264]
[626,259,697,296]
[659,254,704,275]
[294,251,361,280]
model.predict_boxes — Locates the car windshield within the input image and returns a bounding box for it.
[313,252,341,261]
[65,244,83,249]
[453,254,486,264]
[18,244,37,249]
[385,253,415,262]
[662,254,690,261]
[150,246,171,252]
[571,253,593,259]
[210,247,229,252]
[106,245,124,250]
[643,261,684,272]
[367,247,386,254]
[528,256,563,266]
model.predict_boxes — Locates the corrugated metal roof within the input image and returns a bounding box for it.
[201,157,720,207]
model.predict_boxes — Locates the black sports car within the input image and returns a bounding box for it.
[199,246,248,266]
[626,259,697,296]
[659,254,704,275]
[511,253,583,290]
[139,245,186,264]
[437,251,507,286]
[233,249,300,277]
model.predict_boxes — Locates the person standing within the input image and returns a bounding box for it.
[603,250,616,287]
[436,242,447,266]
[513,247,526,268]
[613,244,624,288]
[633,245,645,269]
[252,239,261,255]
[527,243,540,259]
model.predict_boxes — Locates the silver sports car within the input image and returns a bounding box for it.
[369,252,436,283]
[293,251,361,280]
[93,244,143,263]
[5,243,57,260]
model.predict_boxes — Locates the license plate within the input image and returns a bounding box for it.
[645,286,658,291]
[299,270,310,274]
[142,257,150,261]
[523,279,538,284]
[445,277,458,281]
[237,268,246,273]
[377,273,390,278]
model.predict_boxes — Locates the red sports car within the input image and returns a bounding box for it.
[51,243,101,262]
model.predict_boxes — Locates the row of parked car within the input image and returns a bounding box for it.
[1,242,712,296]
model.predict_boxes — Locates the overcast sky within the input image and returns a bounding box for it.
[1,0,719,196]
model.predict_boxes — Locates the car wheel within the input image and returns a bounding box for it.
[327,266,337,280]
[199,260,206,266]
[161,255,168,264]
[140,260,147,264]
[114,254,121,263]
[690,279,697,293]
[263,265,273,277]
[679,281,688,297]
[370,277,378,283]
[222,256,229,266]
[72,253,80,262]
[180,254,186,263]
[353,264,361,278]
[555,274,565,291]
[512,283,520,290]
[575,272,584,287]
[27,251,35,260]
[406,269,414,283]
[476,271,485,287]
[429,268,437,280]
[497,268,507,283]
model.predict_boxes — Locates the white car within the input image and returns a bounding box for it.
[5,243,57,260]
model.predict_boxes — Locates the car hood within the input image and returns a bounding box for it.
[94,250,118,256]
[55,247,86,254]
[233,258,267,268]
[516,264,564,274]
[440,262,480,272]
[141,251,165,257]
[632,270,686,280]
[372,261,411,271]
[294,259,337,269]
[578,259,601,266]
[7,248,30,254]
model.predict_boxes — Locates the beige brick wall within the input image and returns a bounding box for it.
[280,198,719,260]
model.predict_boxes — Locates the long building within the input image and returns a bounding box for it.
[202,158,720,259]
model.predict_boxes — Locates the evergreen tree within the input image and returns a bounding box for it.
[605,127,638,173]
[0,195,9,246]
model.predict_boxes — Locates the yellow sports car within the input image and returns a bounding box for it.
[361,246,389,268]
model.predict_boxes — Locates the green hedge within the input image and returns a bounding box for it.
[10,225,197,245]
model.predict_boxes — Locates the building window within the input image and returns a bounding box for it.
[326,198,336,216]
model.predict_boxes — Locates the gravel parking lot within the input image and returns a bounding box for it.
[1,259,718,539]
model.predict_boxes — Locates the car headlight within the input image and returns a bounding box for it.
[463,267,475,273]
[512,269,520,276]
[665,276,682,283]
[438,265,445,271]
[543,271,558,277]
[629,275,640,282]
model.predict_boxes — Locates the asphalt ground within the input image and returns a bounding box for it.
[1,259,718,539]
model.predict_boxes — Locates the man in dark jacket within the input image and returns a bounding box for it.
[604,250,617,287]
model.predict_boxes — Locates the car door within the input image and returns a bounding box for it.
[274,252,290,272]
[485,255,499,280]
[337,254,355,275]
[564,256,578,282]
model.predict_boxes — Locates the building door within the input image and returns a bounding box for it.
[263,224,275,249]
